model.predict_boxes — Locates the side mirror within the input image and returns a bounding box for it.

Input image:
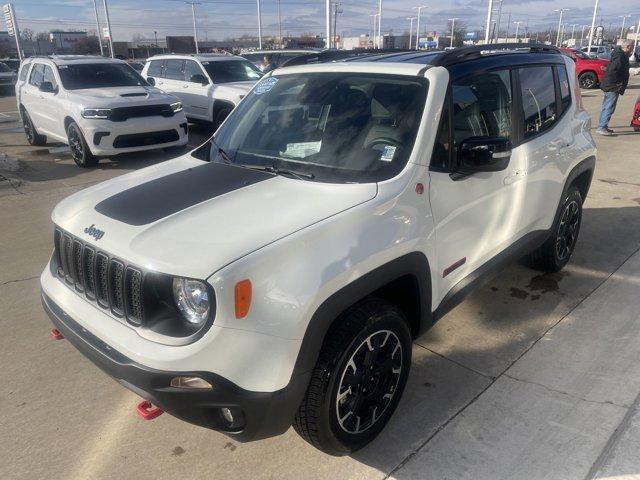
[39,81,57,94]
[146,76,155,86]
[190,74,209,85]
[457,136,511,174]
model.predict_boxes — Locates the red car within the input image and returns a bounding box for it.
[560,48,609,89]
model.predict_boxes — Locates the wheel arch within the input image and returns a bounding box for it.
[63,116,76,132]
[566,155,596,202]
[212,99,235,121]
[291,252,432,380]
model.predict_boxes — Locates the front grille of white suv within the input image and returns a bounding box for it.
[53,228,144,325]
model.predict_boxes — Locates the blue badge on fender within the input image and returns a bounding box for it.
[254,77,278,94]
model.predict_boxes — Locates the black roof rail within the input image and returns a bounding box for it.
[431,43,561,67]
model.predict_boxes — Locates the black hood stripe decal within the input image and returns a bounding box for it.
[95,162,273,226]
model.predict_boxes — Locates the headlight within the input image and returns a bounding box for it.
[173,277,210,325]
[170,101,183,113]
[82,108,111,119]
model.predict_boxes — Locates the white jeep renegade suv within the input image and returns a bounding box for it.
[141,53,262,129]
[41,45,596,455]
[16,55,188,168]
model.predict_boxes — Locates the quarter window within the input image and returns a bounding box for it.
[164,59,184,80]
[18,63,29,82]
[29,63,45,87]
[557,65,571,113]
[451,70,512,164]
[518,66,557,138]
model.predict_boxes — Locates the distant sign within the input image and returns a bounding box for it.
[102,26,110,40]
[3,4,15,36]
[465,31,478,39]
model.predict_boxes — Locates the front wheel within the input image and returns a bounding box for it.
[67,122,98,168]
[21,109,46,146]
[212,106,232,131]
[293,298,412,455]
[578,72,597,89]
[529,186,583,272]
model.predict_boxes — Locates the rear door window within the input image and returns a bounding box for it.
[147,59,164,77]
[164,59,184,80]
[557,65,571,113]
[518,66,557,139]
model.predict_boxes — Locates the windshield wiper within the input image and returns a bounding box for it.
[209,136,232,164]
[241,163,315,180]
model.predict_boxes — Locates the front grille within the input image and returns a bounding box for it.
[53,228,144,324]
[109,104,173,122]
[112,129,179,149]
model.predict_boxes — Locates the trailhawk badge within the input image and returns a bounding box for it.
[84,224,105,241]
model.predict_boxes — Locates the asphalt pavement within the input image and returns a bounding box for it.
[1,82,639,480]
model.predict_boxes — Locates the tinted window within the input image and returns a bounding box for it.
[184,60,205,83]
[147,60,163,76]
[57,63,147,90]
[431,99,451,171]
[518,66,557,138]
[0,62,11,73]
[558,66,571,113]
[164,59,184,80]
[29,64,45,87]
[205,73,428,183]
[452,70,512,162]
[202,60,262,83]
[18,63,29,81]
[42,65,57,89]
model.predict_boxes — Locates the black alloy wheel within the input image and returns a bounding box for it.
[555,199,580,262]
[67,122,97,168]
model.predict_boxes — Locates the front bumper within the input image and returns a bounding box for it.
[42,291,309,441]
[80,113,189,156]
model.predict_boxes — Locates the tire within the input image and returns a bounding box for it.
[528,186,583,272]
[21,109,46,146]
[634,125,640,132]
[212,106,232,131]
[293,297,412,456]
[578,71,597,89]
[67,122,98,168]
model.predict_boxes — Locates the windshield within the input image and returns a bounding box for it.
[0,62,11,73]
[193,72,428,183]
[202,60,263,83]
[57,63,147,90]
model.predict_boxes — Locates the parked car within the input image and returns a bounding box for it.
[560,48,609,88]
[0,61,17,94]
[16,55,188,167]
[240,49,318,69]
[127,61,145,72]
[41,44,595,455]
[141,53,262,129]
[581,44,612,60]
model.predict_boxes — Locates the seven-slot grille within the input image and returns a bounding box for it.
[53,228,144,325]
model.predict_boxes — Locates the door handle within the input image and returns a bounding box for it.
[504,170,527,185]
[182,84,189,88]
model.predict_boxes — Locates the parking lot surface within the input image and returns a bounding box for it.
[1,82,640,480]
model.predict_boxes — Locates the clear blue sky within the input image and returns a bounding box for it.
[11,0,640,41]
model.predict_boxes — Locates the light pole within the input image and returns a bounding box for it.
[325,0,330,48]
[448,17,458,47]
[619,15,631,40]
[277,0,282,48]
[414,5,427,51]
[185,2,200,53]
[377,0,383,49]
[514,21,522,42]
[554,8,568,47]
[494,0,503,43]
[407,17,416,49]
[587,0,598,56]
[634,17,640,55]
[333,2,342,49]
[369,14,378,45]
[102,0,114,58]
[580,24,589,47]
[570,23,577,42]
[485,0,493,44]
[154,30,158,48]
[92,0,104,56]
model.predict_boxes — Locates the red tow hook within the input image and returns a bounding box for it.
[50,328,64,340]
[136,400,164,420]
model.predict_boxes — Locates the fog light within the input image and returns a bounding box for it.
[221,407,234,425]
[170,376,213,390]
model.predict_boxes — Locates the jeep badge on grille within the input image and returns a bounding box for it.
[84,224,105,241]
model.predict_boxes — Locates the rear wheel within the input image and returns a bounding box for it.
[529,186,583,272]
[293,298,412,456]
[212,106,232,131]
[67,122,98,168]
[633,125,640,132]
[578,71,597,89]
[21,109,46,146]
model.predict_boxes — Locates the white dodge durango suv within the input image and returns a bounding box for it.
[41,45,596,455]
[141,53,262,129]
[16,55,188,168]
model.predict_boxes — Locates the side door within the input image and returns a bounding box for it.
[37,64,66,139]
[21,63,45,128]
[181,59,212,120]
[429,68,522,301]
[159,59,186,102]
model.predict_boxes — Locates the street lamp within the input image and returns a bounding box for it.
[485,0,493,44]
[587,0,599,57]
[513,21,522,42]
[185,1,200,53]
[554,8,569,47]
[619,15,631,40]
[448,17,458,47]
[377,0,383,49]
[369,14,379,47]
[407,17,416,49]
[414,5,427,51]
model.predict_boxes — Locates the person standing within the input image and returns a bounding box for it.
[261,54,277,74]
[596,40,634,136]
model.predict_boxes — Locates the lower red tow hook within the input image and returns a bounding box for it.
[50,328,64,340]
[136,400,164,420]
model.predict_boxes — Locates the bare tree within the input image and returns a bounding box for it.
[21,28,34,42]
[446,19,468,48]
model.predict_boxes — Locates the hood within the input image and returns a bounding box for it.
[214,81,256,99]
[52,158,377,279]
[69,86,178,108]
